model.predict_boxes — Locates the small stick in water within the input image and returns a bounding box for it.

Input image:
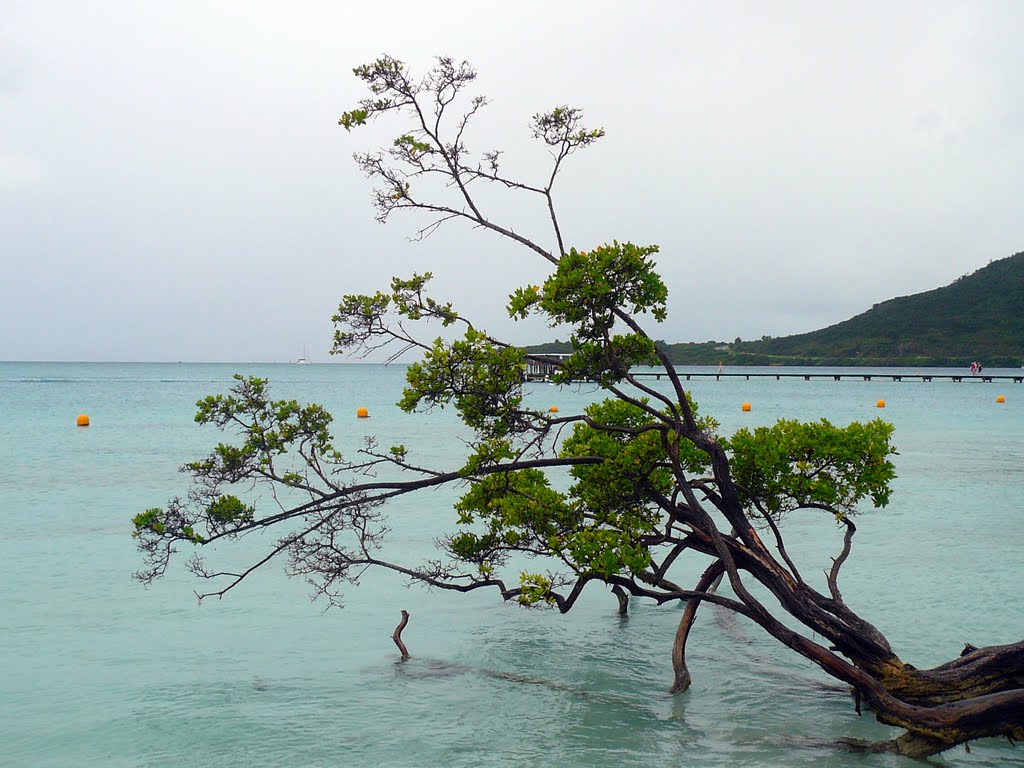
[392,609,411,659]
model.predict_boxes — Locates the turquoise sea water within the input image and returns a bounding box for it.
[1,362,1022,767]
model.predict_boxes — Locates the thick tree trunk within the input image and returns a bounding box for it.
[884,641,1024,705]
[668,528,1024,755]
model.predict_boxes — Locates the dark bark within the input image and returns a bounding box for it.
[392,610,411,659]
[611,584,629,616]
[670,559,724,694]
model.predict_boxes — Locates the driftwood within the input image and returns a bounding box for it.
[392,609,411,659]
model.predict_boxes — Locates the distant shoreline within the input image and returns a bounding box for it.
[525,346,1023,369]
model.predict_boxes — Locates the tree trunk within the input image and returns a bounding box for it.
[670,560,725,694]
[669,525,1024,755]
[611,584,629,616]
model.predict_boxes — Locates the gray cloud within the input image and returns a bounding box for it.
[2,0,1022,361]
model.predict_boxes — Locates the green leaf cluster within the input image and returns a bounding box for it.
[205,494,256,530]
[389,273,457,324]
[509,242,667,325]
[560,399,672,515]
[400,328,527,439]
[332,273,458,354]
[393,133,433,156]
[133,376,345,550]
[449,398,716,586]
[726,418,897,518]
[561,397,716,509]
[337,56,410,131]
[530,105,605,150]
[451,461,654,586]
[518,572,557,606]
[451,469,578,566]
[189,375,338,479]
[509,242,667,385]
[132,507,166,537]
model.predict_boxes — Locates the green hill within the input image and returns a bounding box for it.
[527,250,1024,367]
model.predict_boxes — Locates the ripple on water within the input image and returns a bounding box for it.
[2,364,1023,767]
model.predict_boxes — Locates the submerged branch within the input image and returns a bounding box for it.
[392,610,411,659]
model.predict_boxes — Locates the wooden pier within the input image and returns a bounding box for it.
[629,372,1024,383]
[523,355,1023,384]
[525,370,1023,384]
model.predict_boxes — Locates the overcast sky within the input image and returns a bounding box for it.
[2,1,1022,362]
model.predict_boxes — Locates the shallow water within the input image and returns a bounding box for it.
[1,362,1022,767]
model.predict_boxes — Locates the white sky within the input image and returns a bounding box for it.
[2,1,1022,362]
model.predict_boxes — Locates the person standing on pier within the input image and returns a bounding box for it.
[718,361,724,375]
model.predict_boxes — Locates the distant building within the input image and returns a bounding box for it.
[525,353,572,381]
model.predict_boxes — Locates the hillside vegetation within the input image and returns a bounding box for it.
[528,251,1024,367]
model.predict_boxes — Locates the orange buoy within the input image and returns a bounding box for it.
[549,406,558,413]
[356,407,369,418]
[76,414,90,427]
[996,395,1006,403]
[741,402,751,412]
[876,399,886,408]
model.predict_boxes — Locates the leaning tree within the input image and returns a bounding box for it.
[134,56,1024,758]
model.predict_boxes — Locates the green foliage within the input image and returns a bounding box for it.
[530,105,605,151]
[518,572,557,606]
[338,107,369,130]
[132,508,166,537]
[460,438,515,475]
[451,469,578,566]
[551,398,716,579]
[450,443,659,583]
[510,242,667,384]
[451,451,658,589]
[562,399,676,514]
[555,334,661,387]
[332,273,459,356]
[389,274,457,325]
[561,527,652,580]
[281,471,304,487]
[509,242,667,325]
[400,328,527,439]
[393,133,433,156]
[134,375,347,562]
[337,56,412,131]
[205,495,255,528]
[132,507,204,544]
[189,375,338,479]
[726,418,897,518]
[331,291,393,352]
[448,398,720,588]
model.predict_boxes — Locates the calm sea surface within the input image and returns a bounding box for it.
[1,362,1022,767]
